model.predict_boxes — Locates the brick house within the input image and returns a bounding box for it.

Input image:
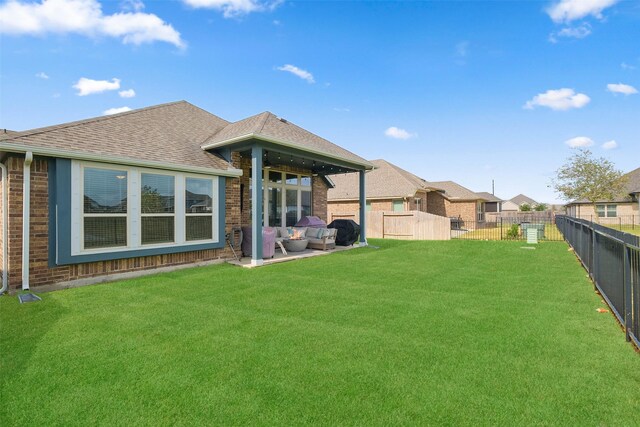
[0,101,373,291]
[327,159,439,219]
[426,181,487,229]
[565,166,640,221]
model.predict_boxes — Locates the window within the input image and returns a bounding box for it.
[83,168,128,249]
[477,202,485,222]
[141,173,175,245]
[393,200,403,212]
[186,178,213,241]
[73,161,218,254]
[596,204,617,218]
[262,170,313,226]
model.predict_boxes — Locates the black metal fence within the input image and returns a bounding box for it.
[570,215,637,233]
[452,215,563,241]
[556,215,640,348]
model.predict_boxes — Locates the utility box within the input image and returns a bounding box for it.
[522,223,545,240]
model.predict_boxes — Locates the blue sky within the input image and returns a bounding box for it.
[1,0,639,204]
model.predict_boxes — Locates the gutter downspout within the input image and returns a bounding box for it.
[0,161,7,294]
[22,152,33,291]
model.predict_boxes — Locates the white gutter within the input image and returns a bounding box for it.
[22,152,33,291]
[0,161,7,294]
[0,142,243,178]
[200,133,375,170]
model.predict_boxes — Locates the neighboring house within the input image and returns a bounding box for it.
[565,167,640,220]
[426,181,488,228]
[0,101,373,291]
[475,192,503,213]
[327,159,439,218]
[502,194,538,211]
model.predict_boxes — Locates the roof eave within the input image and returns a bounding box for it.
[201,133,374,170]
[0,142,242,178]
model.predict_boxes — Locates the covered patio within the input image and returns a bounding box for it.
[202,111,373,265]
[227,243,361,268]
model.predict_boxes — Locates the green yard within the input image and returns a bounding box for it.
[1,240,638,425]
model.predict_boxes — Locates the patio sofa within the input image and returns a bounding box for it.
[272,226,337,251]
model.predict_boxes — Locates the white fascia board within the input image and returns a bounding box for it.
[201,133,374,170]
[0,142,242,177]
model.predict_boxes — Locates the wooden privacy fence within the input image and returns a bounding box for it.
[329,211,451,240]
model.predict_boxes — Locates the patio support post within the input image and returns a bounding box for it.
[251,146,264,266]
[359,170,367,246]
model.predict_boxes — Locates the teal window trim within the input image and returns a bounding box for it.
[50,158,226,266]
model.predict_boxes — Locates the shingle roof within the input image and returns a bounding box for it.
[625,167,640,194]
[476,192,503,202]
[0,101,233,172]
[429,181,485,201]
[327,159,437,200]
[509,194,537,206]
[202,112,372,169]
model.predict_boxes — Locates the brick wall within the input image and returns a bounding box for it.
[407,191,428,213]
[3,155,239,290]
[426,192,477,228]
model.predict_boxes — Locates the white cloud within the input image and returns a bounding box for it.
[35,71,49,79]
[103,106,132,115]
[120,0,144,12]
[546,0,619,23]
[73,77,120,96]
[119,88,136,98]
[607,83,638,95]
[602,140,618,150]
[182,0,283,18]
[565,136,594,148]
[0,0,184,48]
[384,127,416,140]
[524,88,590,111]
[549,23,591,42]
[621,62,636,70]
[277,64,315,83]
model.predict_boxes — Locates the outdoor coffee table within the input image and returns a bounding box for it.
[283,238,308,252]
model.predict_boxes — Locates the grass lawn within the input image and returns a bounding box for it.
[1,240,638,425]
[455,223,562,241]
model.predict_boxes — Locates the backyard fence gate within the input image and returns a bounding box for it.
[556,215,640,348]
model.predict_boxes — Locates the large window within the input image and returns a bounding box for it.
[141,173,175,245]
[262,170,312,226]
[83,168,128,249]
[186,178,213,241]
[596,204,617,218]
[73,162,219,253]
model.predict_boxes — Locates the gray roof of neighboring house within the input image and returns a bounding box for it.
[626,167,640,194]
[0,101,233,172]
[202,111,373,169]
[429,181,486,201]
[509,194,537,206]
[476,192,503,203]
[327,159,437,200]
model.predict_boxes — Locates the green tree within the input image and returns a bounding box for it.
[534,203,547,212]
[552,149,626,221]
[520,203,531,212]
